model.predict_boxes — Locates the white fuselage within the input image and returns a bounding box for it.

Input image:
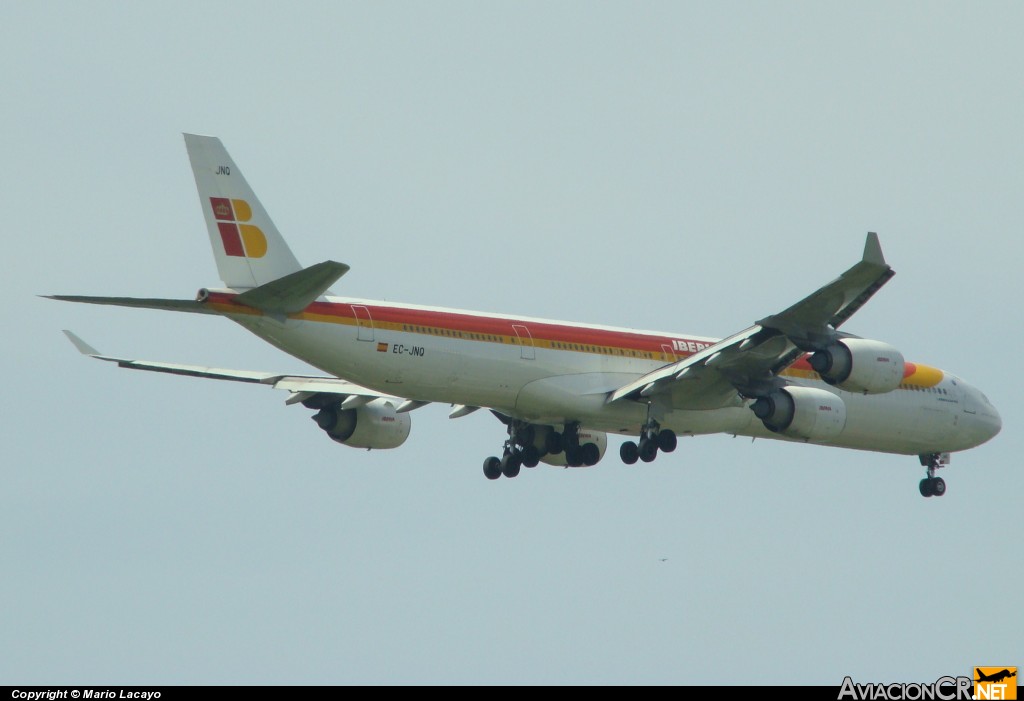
[214,293,1000,457]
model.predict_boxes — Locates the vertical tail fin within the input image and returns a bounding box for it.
[184,133,303,289]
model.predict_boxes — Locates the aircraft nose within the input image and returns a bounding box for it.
[968,398,1002,447]
[984,404,1002,441]
[960,382,1002,448]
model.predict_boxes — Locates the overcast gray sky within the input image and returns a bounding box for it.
[2,1,1020,685]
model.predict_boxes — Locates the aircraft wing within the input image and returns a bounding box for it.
[608,233,895,408]
[61,330,410,408]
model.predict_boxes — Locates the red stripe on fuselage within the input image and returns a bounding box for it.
[302,298,691,353]
[205,292,817,365]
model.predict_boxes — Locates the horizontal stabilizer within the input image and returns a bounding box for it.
[234,260,349,315]
[45,296,216,314]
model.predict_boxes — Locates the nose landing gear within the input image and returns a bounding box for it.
[918,453,949,497]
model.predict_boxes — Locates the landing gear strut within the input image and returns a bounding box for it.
[918,453,947,498]
[620,415,676,465]
[559,422,600,467]
[482,420,546,480]
[562,423,582,467]
[481,420,600,478]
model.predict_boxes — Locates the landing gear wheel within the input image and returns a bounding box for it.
[521,445,540,468]
[501,453,521,478]
[564,447,583,468]
[639,439,658,463]
[580,443,600,466]
[919,478,934,498]
[918,453,948,498]
[483,456,502,480]
[620,441,639,465]
[545,431,563,455]
[657,429,677,453]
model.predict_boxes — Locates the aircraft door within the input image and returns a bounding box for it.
[351,305,374,342]
[512,324,536,360]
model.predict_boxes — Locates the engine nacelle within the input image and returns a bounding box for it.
[312,399,411,449]
[808,339,905,394]
[750,386,846,442]
[540,429,607,467]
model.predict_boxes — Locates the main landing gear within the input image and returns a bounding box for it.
[558,422,601,468]
[918,453,948,498]
[619,420,677,465]
[483,421,543,480]
[482,421,599,479]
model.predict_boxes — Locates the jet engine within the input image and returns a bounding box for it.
[312,399,411,449]
[750,386,846,442]
[808,339,904,394]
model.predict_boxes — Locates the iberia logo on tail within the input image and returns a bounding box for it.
[209,197,267,258]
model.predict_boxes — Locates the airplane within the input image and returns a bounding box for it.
[49,134,1002,497]
[975,669,1016,684]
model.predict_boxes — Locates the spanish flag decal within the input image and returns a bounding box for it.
[377,342,388,352]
